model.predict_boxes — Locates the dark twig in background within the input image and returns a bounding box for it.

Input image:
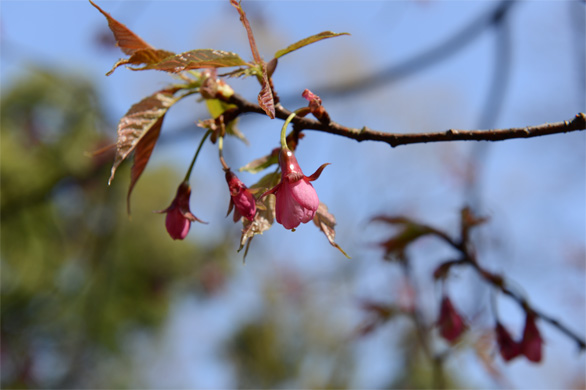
[283,0,516,101]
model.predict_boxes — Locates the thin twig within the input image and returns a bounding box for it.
[430,218,586,353]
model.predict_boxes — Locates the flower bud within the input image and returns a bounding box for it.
[225,170,256,222]
[156,182,205,240]
[262,148,328,230]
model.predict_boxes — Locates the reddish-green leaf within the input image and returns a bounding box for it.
[230,0,262,64]
[127,116,164,213]
[313,202,351,259]
[258,75,275,119]
[238,172,280,259]
[108,87,188,211]
[90,0,153,55]
[239,148,279,174]
[134,49,248,73]
[204,99,247,144]
[274,31,350,59]
[106,49,174,76]
[229,1,275,119]
[90,0,174,75]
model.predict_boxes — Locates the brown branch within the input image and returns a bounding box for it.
[227,93,586,147]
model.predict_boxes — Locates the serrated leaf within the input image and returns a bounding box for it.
[274,31,350,59]
[134,49,248,73]
[228,1,275,118]
[313,202,351,259]
[108,87,187,211]
[126,116,164,213]
[239,149,279,174]
[106,49,174,76]
[90,0,174,75]
[258,75,275,119]
[230,0,262,65]
[219,66,260,79]
[90,0,153,55]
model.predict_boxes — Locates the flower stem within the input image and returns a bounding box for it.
[281,112,297,149]
[218,136,230,171]
[183,130,211,183]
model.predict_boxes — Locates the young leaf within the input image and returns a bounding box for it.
[201,100,248,145]
[135,49,249,73]
[313,202,351,259]
[238,172,281,259]
[258,75,275,119]
[90,0,152,55]
[90,0,174,75]
[274,31,350,59]
[229,1,275,119]
[239,148,279,174]
[230,0,262,64]
[127,116,164,213]
[108,87,189,211]
[220,66,260,79]
[107,49,174,76]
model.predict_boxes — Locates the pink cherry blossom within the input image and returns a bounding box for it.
[156,182,205,240]
[262,148,328,230]
[225,169,256,222]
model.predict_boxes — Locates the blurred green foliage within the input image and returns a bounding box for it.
[0,70,234,388]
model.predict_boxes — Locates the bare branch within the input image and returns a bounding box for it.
[227,93,586,147]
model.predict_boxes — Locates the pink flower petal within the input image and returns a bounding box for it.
[288,179,319,215]
[276,181,311,229]
[234,189,256,221]
[165,207,191,240]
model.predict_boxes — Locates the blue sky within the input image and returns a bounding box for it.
[2,1,585,388]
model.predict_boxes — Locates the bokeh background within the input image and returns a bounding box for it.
[1,1,585,388]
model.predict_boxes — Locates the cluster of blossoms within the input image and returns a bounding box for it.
[436,295,543,362]
[157,111,328,242]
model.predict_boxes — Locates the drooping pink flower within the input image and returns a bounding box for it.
[520,312,543,362]
[437,295,467,343]
[495,322,521,362]
[262,148,328,230]
[225,169,256,222]
[156,182,205,240]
